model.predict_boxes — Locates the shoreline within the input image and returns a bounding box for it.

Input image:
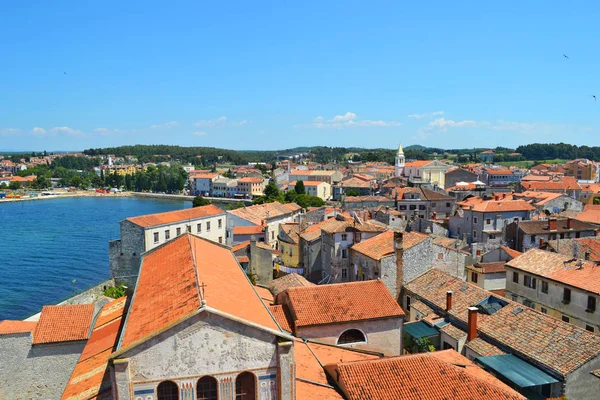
[0,190,134,203]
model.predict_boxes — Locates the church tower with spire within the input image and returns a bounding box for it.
[395,144,405,177]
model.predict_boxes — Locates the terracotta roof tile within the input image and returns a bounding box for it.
[231,240,250,252]
[351,231,429,260]
[440,323,467,340]
[404,160,432,167]
[126,204,225,228]
[229,202,301,225]
[500,245,522,259]
[318,214,387,234]
[232,225,265,235]
[120,234,280,349]
[507,248,600,294]
[471,199,535,213]
[61,298,127,400]
[299,224,322,242]
[268,273,314,296]
[279,223,300,244]
[269,305,293,333]
[464,337,506,357]
[0,320,37,335]
[574,209,600,225]
[518,218,595,235]
[406,268,600,376]
[285,280,404,328]
[296,381,343,400]
[327,351,525,400]
[33,304,94,344]
[466,262,506,274]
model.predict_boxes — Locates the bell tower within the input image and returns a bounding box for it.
[395,144,405,177]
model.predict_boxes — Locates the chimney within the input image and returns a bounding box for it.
[567,218,573,229]
[394,232,404,299]
[446,291,453,311]
[585,251,591,261]
[467,307,478,341]
[432,211,437,220]
[549,218,558,231]
[539,238,544,248]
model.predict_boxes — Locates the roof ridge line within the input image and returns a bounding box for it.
[188,234,204,305]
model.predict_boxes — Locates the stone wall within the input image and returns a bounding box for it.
[432,244,473,280]
[296,317,403,356]
[0,333,85,399]
[403,239,434,284]
[109,219,145,288]
[250,238,274,286]
[301,237,322,283]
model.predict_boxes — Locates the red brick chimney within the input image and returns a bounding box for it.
[467,307,478,341]
[394,232,404,299]
[446,291,453,311]
[432,211,437,220]
[548,218,558,231]
[567,218,573,229]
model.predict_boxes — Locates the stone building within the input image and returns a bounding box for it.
[396,187,455,220]
[110,234,296,400]
[227,202,302,247]
[505,249,600,333]
[318,214,387,283]
[273,280,405,356]
[403,268,600,399]
[445,167,479,190]
[109,204,226,287]
[0,304,95,399]
[299,224,323,282]
[505,217,597,252]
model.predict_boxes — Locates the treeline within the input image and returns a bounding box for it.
[84,145,277,166]
[104,165,187,193]
[515,143,600,161]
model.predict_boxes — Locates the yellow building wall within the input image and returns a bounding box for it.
[279,240,300,268]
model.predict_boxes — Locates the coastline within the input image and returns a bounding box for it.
[0,190,133,203]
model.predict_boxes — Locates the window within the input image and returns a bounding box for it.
[541,281,548,294]
[341,233,348,241]
[157,381,179,400]
[406,296,411,311]
[438,253,444,260]
[218,219,222,228]
[342,268,347,279]
[165,230,170,240]
[486,218,491,224]
[431,202,437,208]
[524,275,536,289]
[523,299,534,308]
[587,296,596,312]
[399,205,407,210]
[207,221,211,231]
[338,329,366,344]
[541,307,548,314]
[176,227,181,236]
[197,223,202,233]
[341,249,348,259]
[197,376,218,400]
[511,294,518,302]
[562,315,570,323]
[563,288,571,304]
[473,217,478,224]
[219,236,223,244]
[154,232,159,243]
[409,205,416,210]
[443,341,454,350]
[471,272,478,283]
[186,225,191,233]
[446,202,451,207]
[235,372,256,400]
[289,247,293,256]
[419,205,426,210]
[513,271,519,284]
[531,235,536,244]
[271,231,274,240]
[586,325,595,333]
[473,230,477,239]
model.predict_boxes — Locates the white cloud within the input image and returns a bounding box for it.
[408,111,444,119]
[194,116,247,128]
[50,126,85,135]
[427,118,477,131]
[298,112,402,129]
[0,128,21,136]
[192,131,208,136]
[31,127,46,136]
[150,121,179,129]
[330,112,357,122]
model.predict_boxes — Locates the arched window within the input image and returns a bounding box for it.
[235,372,256,400]
[197,376,218,400]
[338,329,366,345]
[157,381,179,400]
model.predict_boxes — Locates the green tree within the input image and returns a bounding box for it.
[0,183,7,190]
[261,180,284,203]
[193,196,211,207]
[594,197,600,205]
[345,189,360,197]
[33,175,50,189]
[8,181,21,190]
[294,180,306,195]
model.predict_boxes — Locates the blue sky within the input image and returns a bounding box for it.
[0,1,598,151]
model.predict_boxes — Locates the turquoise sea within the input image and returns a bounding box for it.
[0,196,191,320]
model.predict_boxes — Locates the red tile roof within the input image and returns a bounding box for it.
[119,234,280,350]
[238,177,263,183]
[464,337,506,357]
[326,351,525,400]
[507,249,600,294]
[231,240,250,252]
[405,160,433,167]
[0,320,37,335]
[33,304,94,344]
[232,225,265,235]
[61,298,127,400]
[254,286,274,304]
[500,245,523,259]
[268,273,314,296]
[471,199,535,213]
[269,305,293,332]
[126,204,224,228]
[574,209,600,225]
[229,202,301,225]
[351,231,429,260]
[299,224,322,242]
[284,280,404,328]
[288,180,326,187]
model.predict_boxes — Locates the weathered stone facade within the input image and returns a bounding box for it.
[0,333,85,399]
